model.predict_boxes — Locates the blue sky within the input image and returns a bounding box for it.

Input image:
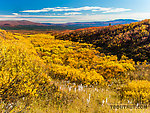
[0,0,150,23]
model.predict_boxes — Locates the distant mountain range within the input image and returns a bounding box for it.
[0,19,139,30]
[42,19,138,26]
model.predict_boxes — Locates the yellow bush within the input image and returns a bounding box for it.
[120,80,150,104]
[25,34,136,85]
[50,64,104,85]
[0,39,52,103]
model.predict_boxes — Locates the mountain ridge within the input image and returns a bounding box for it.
[0,19,139,30]
[42,19,138,26]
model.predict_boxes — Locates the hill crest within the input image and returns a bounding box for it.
[0,20,47,26]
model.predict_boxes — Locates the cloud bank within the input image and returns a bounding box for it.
[64,12,82,15]
[20,6,131,13]
[102,8,131,13]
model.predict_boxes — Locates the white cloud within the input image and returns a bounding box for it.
[12,13,19,16]
[102,8,131,13]
[56,7,68,8]
[0,15,69,18]
[64,12,82,15]
[20,6,123,13]
[20,8,54,13]
[92,8,111,12]
[69,6,111,11]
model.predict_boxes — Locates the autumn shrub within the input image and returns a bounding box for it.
[119,80,150,104]
[0,39,54,102]
[26,34,136,85]
[0,38,58,111]
[0,29,15,40]
[50,64,105,85]
[0,30,77,112]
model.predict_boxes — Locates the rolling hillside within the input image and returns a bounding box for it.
[0,26,149,112]
[0,20,47,26]
[56,19,150,62]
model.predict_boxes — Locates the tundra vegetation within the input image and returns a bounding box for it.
[0,19,150,113]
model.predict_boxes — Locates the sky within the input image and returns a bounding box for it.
[0,0,150,23]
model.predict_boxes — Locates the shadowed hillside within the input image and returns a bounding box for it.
[56,19,150,62]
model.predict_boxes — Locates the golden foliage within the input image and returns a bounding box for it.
[25,33,135,84]
[120,80,150,104]
[0,32,52,103]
